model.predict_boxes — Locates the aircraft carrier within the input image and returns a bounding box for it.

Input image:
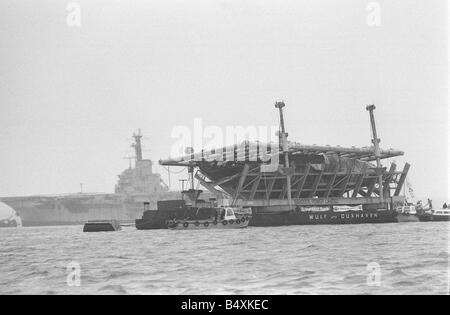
[0,131,180,227]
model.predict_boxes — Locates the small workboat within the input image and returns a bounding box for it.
[395,205,419,222]
[418,208,450,222]
[167,207,250,230]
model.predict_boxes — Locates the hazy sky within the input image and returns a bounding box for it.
[0,0,448,204]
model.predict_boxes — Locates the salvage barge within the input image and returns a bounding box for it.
[155,103,409,227]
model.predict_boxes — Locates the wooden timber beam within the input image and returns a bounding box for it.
[358,189,369,197]
[367,178,377,196]
[290,174,303,187]
[279,167,299,199]
[160,141,404,167]
[233,171,368,180]
[295,164,311,198]
[279,181,287,199]
[309,168,324,198]
[242,187,368,194]
[337,162,355,197]
[324,165,339,198]
[351,164,368,198]
[241,172,261,191]
[265,176,277,200]
[383,163,396,197]
[194,172,229,198]
[212,165,259,186]
[394,163,410,196]
[232,164,250,204]
[240,196,406,207]
[249,175,261,200]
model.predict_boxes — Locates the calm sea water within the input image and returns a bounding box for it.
[0,223,448,295]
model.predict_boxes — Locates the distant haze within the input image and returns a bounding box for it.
[0,0,448,205]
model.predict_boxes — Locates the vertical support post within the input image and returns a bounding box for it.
[188,166,194,191]
[187,165,196,207]
[275,101,292,209]
[366,105,384,203]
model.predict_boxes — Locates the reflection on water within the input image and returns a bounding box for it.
[0,222,448,294]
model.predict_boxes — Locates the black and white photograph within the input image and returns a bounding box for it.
[0,0,448,299]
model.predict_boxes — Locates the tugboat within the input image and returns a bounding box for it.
[135,200,188,230]
[167,207,250,230]
[135,187,252,230]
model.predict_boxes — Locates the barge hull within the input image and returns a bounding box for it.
[249,210,397,226]
[135,209,398,229]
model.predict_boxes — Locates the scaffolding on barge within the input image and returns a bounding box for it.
[160,103,409,212]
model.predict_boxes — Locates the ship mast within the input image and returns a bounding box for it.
[275,101,293,208]
[366,105,384,203]
[132,129,143,162]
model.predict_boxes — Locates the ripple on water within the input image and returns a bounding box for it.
[0,222,448,294]
[98,284,129,294]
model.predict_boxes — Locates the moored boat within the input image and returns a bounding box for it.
[418,209,450,222]
[395,205,419,222]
